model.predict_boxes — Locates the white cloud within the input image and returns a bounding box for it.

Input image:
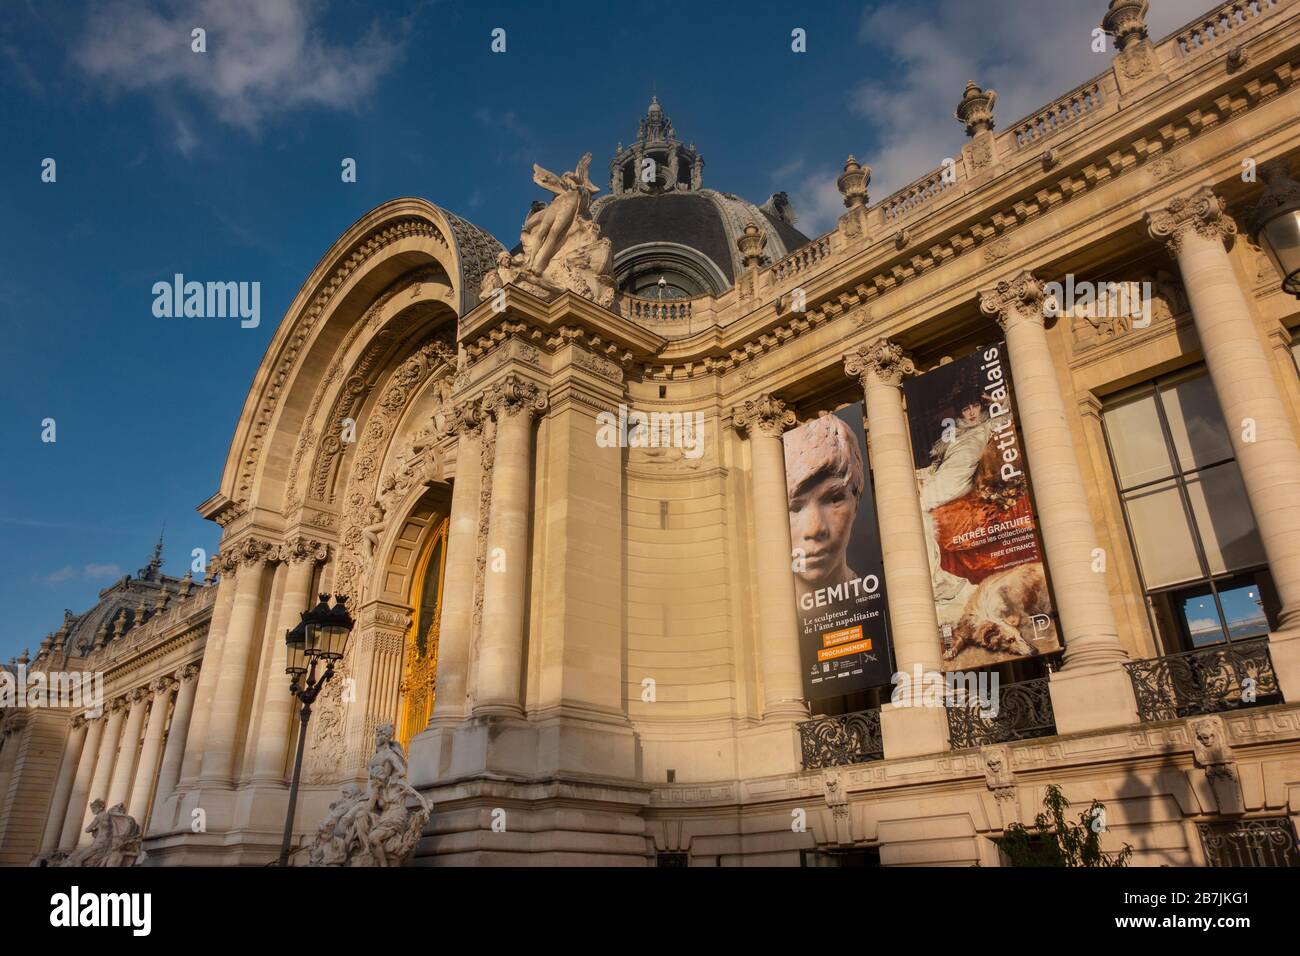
[37,563,124,587]
[790,0,1211,228]
[73,0,405,145]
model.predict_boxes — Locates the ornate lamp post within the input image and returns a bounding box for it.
[1250,160,1300,298]
[277,593,354,866]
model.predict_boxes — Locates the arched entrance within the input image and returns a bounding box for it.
[397,514,449,750]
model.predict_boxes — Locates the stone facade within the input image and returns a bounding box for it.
[4,0,1300,867]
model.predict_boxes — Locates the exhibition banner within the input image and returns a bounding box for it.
[902,343,1061,670]
[783,403,894,698]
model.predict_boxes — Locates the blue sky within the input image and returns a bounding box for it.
[0,0,1209,661]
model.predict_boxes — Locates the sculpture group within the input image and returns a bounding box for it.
[481,152,616,307]
[299,723,430,867]
[40,799,143,867]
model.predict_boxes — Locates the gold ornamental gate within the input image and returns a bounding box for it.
[397,516,448,751]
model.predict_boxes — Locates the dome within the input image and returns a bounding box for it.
[590,98,811,298]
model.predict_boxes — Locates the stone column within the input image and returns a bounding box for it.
[200,538,273,786]
[127,677,175,822]
[251,539,326,782]
[59,712,105,849]
[80,697,126,844]
[1149,186,1300,700]
[431,399,485,722]
[473,376,547,716]
[979,272,1137,733]
[732,395,807,721]
[39,716,87,854]
[106,687,149,808]
[179,560,238,787]
[151,664,200,819]
[845,341,950,757]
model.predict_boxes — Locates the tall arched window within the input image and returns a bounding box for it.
[397,516,449,750]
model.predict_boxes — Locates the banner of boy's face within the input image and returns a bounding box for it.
[901,343,1061,670]
[783,403,894,699]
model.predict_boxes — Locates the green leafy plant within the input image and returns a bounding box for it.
[999,784,1133,867]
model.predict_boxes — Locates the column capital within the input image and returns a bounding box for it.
[731,395,796,439]
[483,374,548,422]
[978,270,1053,331]
[127,686,150,705]
[149,675,177,697]
[445,396,486,438]
[844,339,916,388]
[275,536,330,565]
[1146,185,1237,256]
[176,662,201,683]
[220,536,274,571]
[105,696,127,715]
[70,714,88,732]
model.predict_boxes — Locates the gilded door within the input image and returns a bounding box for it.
[397,516,448,751]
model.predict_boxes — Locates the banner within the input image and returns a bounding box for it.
[783,403,894,699]
[902,343,1061,670]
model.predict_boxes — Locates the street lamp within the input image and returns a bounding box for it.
[1249,160,1300,298]
[277,593,354,866]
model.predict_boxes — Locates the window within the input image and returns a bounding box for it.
[1101,370,1279,655]
[1198,818,1299,867]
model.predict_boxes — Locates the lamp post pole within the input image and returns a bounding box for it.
[276,593,353,867]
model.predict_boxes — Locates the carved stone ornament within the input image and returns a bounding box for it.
[982,745,1016,796]
[955,81,997,137]
[737,220,767,268]
[1146,186,1237,257]
[483,374,549,421]
[978,270,1053,330]
[837,155,871,209]
[731,395,796,438]
[1190,715,1245,815]
[480,153,616,308]
[1101,0,1149,52]
[228,536,273,569]
[445,397,486,439]
[821,768,853,847]
[276,536,330,565]
[298,723,431,867]
[844,339,916,388]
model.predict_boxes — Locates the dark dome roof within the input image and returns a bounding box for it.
[596,193,738,284]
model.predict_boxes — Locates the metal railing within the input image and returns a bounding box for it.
[945,677,1056,749]
[798,708,883,770]
[1124,637,1281,722]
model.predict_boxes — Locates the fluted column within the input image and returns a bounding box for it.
[474,376,547,716]
[1147,187,1300,626]
[979,272,1137,733]
[845,342,950,756]
[80,697,126,844]
[251,538,327,781]
[127,677,175,822]
[151,664,200,816]
[39,716,87,853]
[59,712,104,849]
[179,561,238,787]
[733,395,807,721]
[432,399,485,721]
[201,538,274,785]
[107,687,149,808]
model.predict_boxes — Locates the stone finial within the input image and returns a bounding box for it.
[93,621,110,650]
[955,81,997,137]
[737,221,767,269]
[1146,186,1237,257]
[112,609,129,639]
[837,155,871,209]
[978,271,1054,330]
[178,569,194,598]
[154,586,169,612]
[731,395,796,438]
[844,339,916,388]
[1102,0,1149,53]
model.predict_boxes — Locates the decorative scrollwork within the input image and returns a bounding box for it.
[797,709,883,770]
[1124,638,1281,723]
[1197,818,1300,868]
[945,677,1056,749]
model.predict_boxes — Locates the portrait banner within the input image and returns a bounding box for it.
[902,343,1061,670]
[783,403,894,699]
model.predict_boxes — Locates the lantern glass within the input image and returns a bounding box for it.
[1259,208,1300,297]
[285,615,308,678]
[317,596,354,661]
[303,594,332,658]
